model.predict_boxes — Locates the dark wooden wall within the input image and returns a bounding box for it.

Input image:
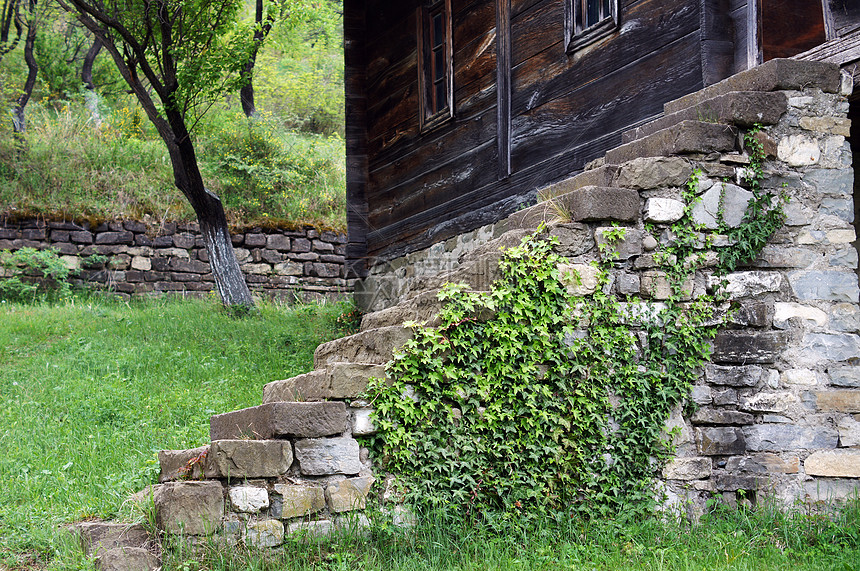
[347,0,739,268]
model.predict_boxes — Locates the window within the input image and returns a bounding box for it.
[565,0,619,52]
[418,0,453,131]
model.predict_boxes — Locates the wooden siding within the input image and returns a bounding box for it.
[350,0,737,265]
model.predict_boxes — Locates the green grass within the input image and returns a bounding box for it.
[0,295,347,569]
[0,297,858,571]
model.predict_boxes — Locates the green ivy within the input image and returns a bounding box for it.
[364,126,785,521]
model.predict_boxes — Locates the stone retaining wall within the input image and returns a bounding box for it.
[0,219,352,302]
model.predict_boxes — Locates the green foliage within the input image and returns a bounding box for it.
[366,125,786,521]
[0,247,78,302]
[718,126,788,273]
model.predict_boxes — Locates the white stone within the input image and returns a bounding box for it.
[156,247,189,259]
[777,135,820,166]
[741,392,799,413]
[559,263,601,296]
[352,409,377,436]
[825,228,856,244]
[60,255,81,270]
[805,450,860,478]
[773,302,828,329]
[242,263,271,275]
[781,369,820,386]
[644,198,686,223]
[662,457,711,480]
[130,256,151,271]
[709,271,781,299]
[229,486,269,513]
[837,416,860,447]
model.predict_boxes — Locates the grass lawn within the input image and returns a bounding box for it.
[0,297,858,570]
[0,296,346,569]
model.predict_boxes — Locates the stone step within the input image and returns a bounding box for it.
[210,401,348,441]
[360,290,443,331]
[536,165,619,200]
[158,440,294,481]
[664,58,839,116]
[262,362,387,403]
[505,186,640,228]
[313,325,413,368]
[621,91,788,144]
[604,121,738,166]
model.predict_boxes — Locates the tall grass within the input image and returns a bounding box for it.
[0,296,347,569]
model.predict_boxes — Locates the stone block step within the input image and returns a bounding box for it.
[664,58,839,116]
[314,325,412,368]
[622,91,789,144]
[263,362,387,403]
[158,440,294,481]
[210,401,348,441]
[506,186,640,228]
[360,290,443,331]
[605,121,738,165]
[537,165,619,201]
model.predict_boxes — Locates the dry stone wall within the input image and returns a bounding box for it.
[0,220,351,301]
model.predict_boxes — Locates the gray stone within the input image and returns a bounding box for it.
[743,424,838,452]
[70,230,93,244]
[782,369,821,386]
[272,485,326,519]
[95,231,134,245]
[595,227,642,260]
[158,446,209,482]
[548,223,594,256]
[642,234,659,251]
[153,481,224,535]
[754,245,819,269]
[805,450,860,478]
[710,271,781,299]
[329,363,387,398]
[705,364,763,387]
[294,437,362,476]
[95,547,160,571]
[206,440,292,479]
[617,272,641,295]
[712,474,766,492]
[837,416,860,447]
[829,303,860,333]
[263,370,329,403]
[325,476,375,513]
[690,386,711,404]
[691,183,752,229]
[662,457,712,480]
[788,271,860,302]
[711,331,788,364]
[820,197,854,222]
[804,479,860,503]
[286,519,334,539]
[314,326,413,367]
[690,408,754,425]
[640,271,694,300]
[245,519,284,548]
[725,453,799,474]
[229,486,269,513]
[804,168,854,195]
[565,186,640,223]
[828,247,858,269]
[210,402,348,440]
[797,334,860,365]
[697,427,746,455]
[605,121,737,164]
[274,261,303,276]
[712,388,738,406]
[829,366,860,387]
[266,235,291,251]
[74,522,152,557]
[614,156,692,189]
[172,233,195,249]
[244,233,267,247]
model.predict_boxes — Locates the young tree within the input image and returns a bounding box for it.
[11,0,38,133]
[56,0,256,306]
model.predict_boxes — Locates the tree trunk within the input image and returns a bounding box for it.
[81,37,102,126]
[12,10,36,134]
[166,111,255,307]
[239,0,271,118]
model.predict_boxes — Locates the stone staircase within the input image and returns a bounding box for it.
[74,58,856,568]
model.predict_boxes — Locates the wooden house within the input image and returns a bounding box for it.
[344,0,860,275]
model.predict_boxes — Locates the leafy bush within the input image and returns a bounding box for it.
[0,247,77,303]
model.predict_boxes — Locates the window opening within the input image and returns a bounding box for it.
[418,0,453,131]
[565,0,618,52]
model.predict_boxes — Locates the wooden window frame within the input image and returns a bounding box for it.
[565,0,619,52]
[417,0,454,132]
